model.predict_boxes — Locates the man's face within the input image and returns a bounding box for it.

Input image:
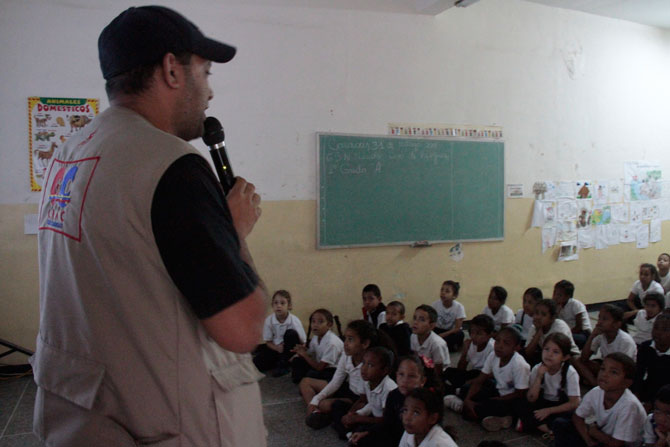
[175,54,213,141]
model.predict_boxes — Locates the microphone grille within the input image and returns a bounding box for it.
[202,116,225,146]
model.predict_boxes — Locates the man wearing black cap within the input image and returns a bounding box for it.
[34,6,268,446]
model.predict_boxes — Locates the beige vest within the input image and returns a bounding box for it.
[34,107,265,446]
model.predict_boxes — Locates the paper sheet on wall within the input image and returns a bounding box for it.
[650,219,662,243]
[576,181,593,199]
[557,199,577,221]
[630,203,643,223]
[608,180,624,203]
[636,224,649,249]
[620,225,636,243]
[558,241,579,261]
[660,199,670,221]
[591,205,611,225]
[642,201,660,220]
[557,221,577,241]
[593,181,609,204]
[663,181,670,199]
[578,227,594,249]
[557,181,575,198]
[595,226,608,250]
[532,201,556,227]
[576,201,593,228]
[544,182,557,200]
[625,161,662,201]
[605,224,620,246]
[542,226,557,253]
[611,203,629,223]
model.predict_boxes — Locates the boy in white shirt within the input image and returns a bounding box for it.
[553,280,592,349]
[433,280,466,352]
[361,283,386,328]
[575,304,637,387]
[553,353,646,447]
[462,326,530,432]
[657,253,670,294]
[483,286,515,332]
[253,290,306,376]
[410,305,450,374]
[633,293,665,345]
[642,384,670,447]
[515,287,543,342]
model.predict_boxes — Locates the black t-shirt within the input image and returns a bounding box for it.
[151,154,258,319]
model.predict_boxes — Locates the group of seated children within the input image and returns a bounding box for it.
[253,254,670,446]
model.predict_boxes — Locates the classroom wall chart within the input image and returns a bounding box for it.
[532,162,667,261]
[28,96,99,192]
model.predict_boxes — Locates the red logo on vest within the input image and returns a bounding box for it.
[39,157,100,241]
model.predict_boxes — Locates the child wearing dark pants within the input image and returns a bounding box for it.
[462,326,530,432]
[432,280,466,352]
[633,313,670,409]
[291,308,343,383]
[253,329,301,373]
[514,333,580,435]
[443,314,495,408]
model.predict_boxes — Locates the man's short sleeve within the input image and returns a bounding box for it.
[151,154,258,319]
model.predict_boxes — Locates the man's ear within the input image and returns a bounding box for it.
[161,52,181,89]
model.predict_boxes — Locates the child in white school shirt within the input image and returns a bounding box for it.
[341,347,397,441]
[624,263,665,320]
[524,299,580,367]
[483,286,514,332]
[400,388,459,447]
[410,305,450,374]
[553,353,646,447]
[515,287,543,342]
[576,304,637,387]
[633,293,665,345]
[657,253,670,294]
[253,290,307,375]
[433,280,467,352]
[552,280,592,349]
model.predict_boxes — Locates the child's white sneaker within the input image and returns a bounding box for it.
[481,415,513,432]
[443,394,463,413]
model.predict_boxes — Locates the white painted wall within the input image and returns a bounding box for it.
[1,0,670,205]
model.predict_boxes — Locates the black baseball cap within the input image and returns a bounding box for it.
[98,6,236,80]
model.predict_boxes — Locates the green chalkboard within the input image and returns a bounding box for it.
[317,133,504,248]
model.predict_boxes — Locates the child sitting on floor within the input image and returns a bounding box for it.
[553,280,592,350]
[291,308,343,384]
[349,355,429,447]
[433,280,467,352]
[642,384,670,447]
[399,387,459,447]
[634,313,670,409]
[633,293,665,345]
[658,253,670,294]
[624,263,664,320]
[253,290,306,376]
[576,304,637,387]
[483,286,514,332]
[338,346,397,441]
[301,320,372,429]
[515,333,581,435]
[411,305,450,375]
[515,288,543,342]
[524,299,580,367]
[379,300,412,357]
[362,284,386,329]
[553,352,646,447]
[461,326,530,432]
[443,314,495,409]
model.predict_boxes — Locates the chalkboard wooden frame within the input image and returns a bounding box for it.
[317,132,505,249]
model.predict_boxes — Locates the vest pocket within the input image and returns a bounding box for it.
[31,337,105,410]
[209,355,264,392]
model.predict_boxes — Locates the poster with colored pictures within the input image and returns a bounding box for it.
[28,97,99,192]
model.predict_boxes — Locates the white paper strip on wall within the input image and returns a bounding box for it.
[595,226,608,250]
[578,227,594,249]
[636,224,649,249]
[605,224,620,246]
[542,226,557,253]
[650,219,661,243]
[620,225,636,243]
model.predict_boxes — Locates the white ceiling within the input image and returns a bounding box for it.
[240,0,670,29]
[524,0,670,30]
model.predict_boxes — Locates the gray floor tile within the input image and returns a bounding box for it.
[0,434,43,447]
[0,377,32,439]
[264,398,347,447]
[3,381,35,436]
[259,374,304,404]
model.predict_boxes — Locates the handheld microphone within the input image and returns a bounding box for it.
[202,116,235,194]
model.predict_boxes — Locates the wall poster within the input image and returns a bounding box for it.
[28,96,99,191]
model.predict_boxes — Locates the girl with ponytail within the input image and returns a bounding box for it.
[515,332,581,436]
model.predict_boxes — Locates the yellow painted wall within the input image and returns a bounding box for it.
[1,199,665,363]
